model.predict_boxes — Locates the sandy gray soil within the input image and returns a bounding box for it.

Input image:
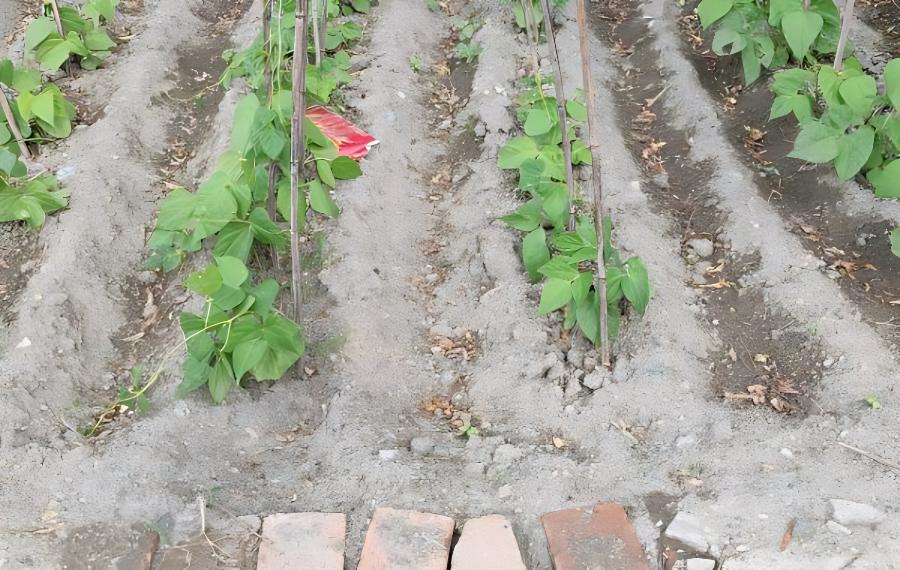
[0,0,899,568]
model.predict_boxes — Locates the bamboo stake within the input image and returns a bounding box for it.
[317,0,327,66]
[0,86,32,159]
[290,0,309,323]
[574,0,610,366]
[48,0,73,78]
[520,0,540,75]
[538,0,576,231]
[262,0,281,268]
[833,0,855,72]
[311,0,321,66]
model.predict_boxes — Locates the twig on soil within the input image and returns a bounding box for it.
[836,441,900,473]
[539,0,577,231]
[575,0,611,366]
[0,85,32,159]
[48,0,74,78]
[645,85,669,108]
[833,0,856,72]
[290,0,309,324]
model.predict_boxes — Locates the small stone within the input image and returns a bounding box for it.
[410,436,435,456]
[136,270,158,285]
[429,322,454,337]
[686,238,715,258]
[473,122,486,138]
[830,499,885,526]
[686,559,716,570]
[665,512,710,553]
[582,369,609,390]
[566,347,584,369]
[546,361,566,381]
[378,449,399,461]
[582,354,597,372]
[172,401,190,418]
[493,444,523,465]
[826,520,853,535]
[464,462,485,476]
[675,434,697,449]
[526,352,558,378]
[780,448,794,458]
[823,357,835,368]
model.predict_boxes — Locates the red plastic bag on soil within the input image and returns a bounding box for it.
[306,105,378,160]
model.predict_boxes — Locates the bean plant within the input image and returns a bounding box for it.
[25,0,119,71]
[697,0,841,84]
[148,0,369,402]
[499,78,650,345]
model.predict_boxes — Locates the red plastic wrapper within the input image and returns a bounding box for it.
[305,105,378,160]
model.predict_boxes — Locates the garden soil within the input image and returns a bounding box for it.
[0,0,898,568]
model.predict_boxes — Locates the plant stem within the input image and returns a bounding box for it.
[0,86,32,159]
[290,0,309,324]
[833,0,855,72]
[48,0,73,77]
[520,0,540,75]
[263,0,280,268]
[574,0,610,367]
[538,0,576,231]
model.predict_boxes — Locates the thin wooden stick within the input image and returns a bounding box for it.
[574,0,610,366]
[836,441,900,473]
[833,0,855,72]
[290,0,309,323]
[48,0,73,77]
[539,0,576,231]
[520,0,540,75]
[0,86,32,159]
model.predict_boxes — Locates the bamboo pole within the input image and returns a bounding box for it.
[538,0,576,231]
[48,0,73,77]
[311,0,322,66]
[520,0,540,75]
[290,0,309,323]
[0,86,32,159]
[317,0,327,65]
[833,0,855,72]
[574,0,610,366]
[262,0,281,268]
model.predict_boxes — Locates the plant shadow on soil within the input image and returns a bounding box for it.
[674,1,900,350]
[592,0,827,416]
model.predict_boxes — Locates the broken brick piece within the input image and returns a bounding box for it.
[542,503,648,570]
[451,514,525,570]
[257,513,346,570]
[357,507,454,570]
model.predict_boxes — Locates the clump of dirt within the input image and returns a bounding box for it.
[0,224,40,326]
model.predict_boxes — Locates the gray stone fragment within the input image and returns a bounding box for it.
[665,512,710,553]
[582,368,609,390]
[546,361,566,381]
[686,559,716,570]
[493,443,523,465]
[826,520,853,535]
[566,347,584,369]
[410,436,434,456]
[830,499,885,526]
[686,238,715,258]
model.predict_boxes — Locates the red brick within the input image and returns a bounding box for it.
[542,503,648,570]
[257,513,346,570]
[450,514,525,570]
[357,508,454,570]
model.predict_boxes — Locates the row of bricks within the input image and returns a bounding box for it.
[257,502,648,569]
